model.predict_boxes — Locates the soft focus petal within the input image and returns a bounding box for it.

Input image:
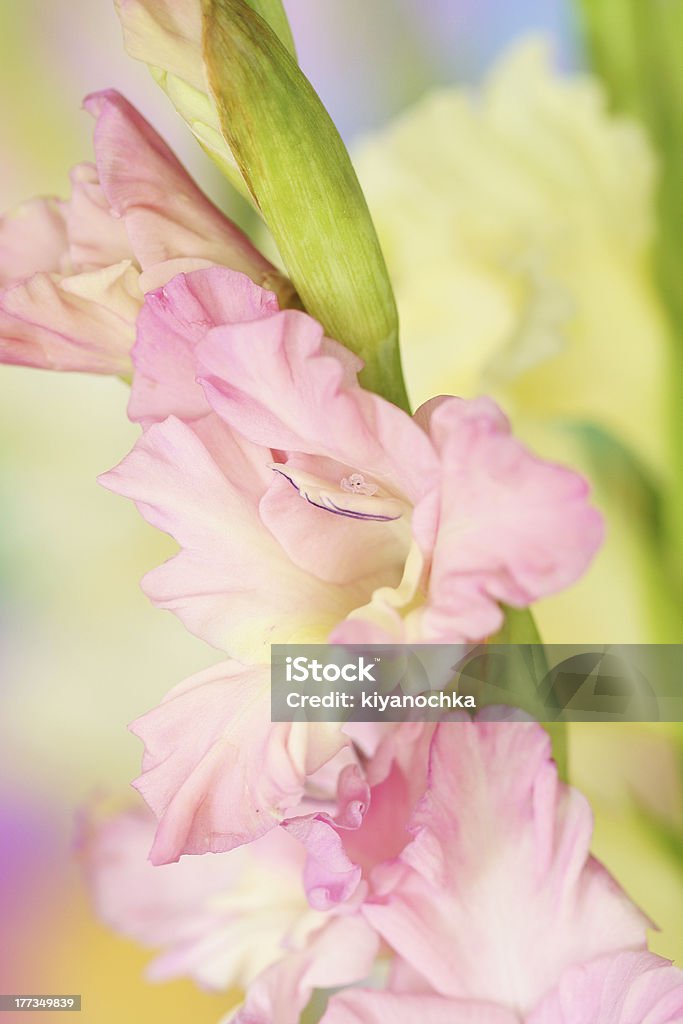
[354,39,667,473]
[82,804,341,993]
[128,267,279,425]
[0,198,67,286]
[528,952,683,1024]
[129,660,347,863]
[83,804,253,989]
[322,991,518,1024]
[234,916,380,1024]
[421,396,604,640]
[364,722,649,1013]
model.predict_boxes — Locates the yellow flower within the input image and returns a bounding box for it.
[354,38,673,641]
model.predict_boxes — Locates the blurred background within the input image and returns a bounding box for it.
[0,0,681,1020]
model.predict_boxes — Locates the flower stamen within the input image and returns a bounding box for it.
[340,473,378,496]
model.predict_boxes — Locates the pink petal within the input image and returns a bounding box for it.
[528,951,683,1024]
[84,90,277,285]
[342,723,435,881]
[82,804,242,988]
[197,308,440,507]
[283,724,434,912]
[283,764,370,910]
[128,267,279,425]
[363,722,649,1014]
[235,916,380,1024]
[98,414,364,655]
[0,263,136,374]
[129,660,347,864]
[259,462,409,586]
[321,991,518,1024]
[0,198,67,286]
[82,804,322,992]
[64,163,132,271]
[421,396,604,641]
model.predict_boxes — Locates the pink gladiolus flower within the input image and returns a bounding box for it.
[299,722,680,1024]
[85,720,674,1024]
[97,264,603,864]
[352,722,649,1009]
[101,264,603,656]
[82,804,378,1012]
[0,92,282,374]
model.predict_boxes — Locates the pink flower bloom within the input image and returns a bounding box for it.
[0,92,281,375]
[97,263,602,864]
[101,264,602,656]
[353,722,649,1010]
[313,723,680,1024]
[82,803,377,1012]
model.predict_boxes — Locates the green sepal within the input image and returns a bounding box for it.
[490,605,568,779]
[242,0,296,57]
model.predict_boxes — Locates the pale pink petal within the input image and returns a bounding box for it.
[330,616,403,645]
[284,725,433,913]
[321,991,518,1024]
[235,916,380,1024]
[82,804,325,992]
[84,90,278,286]
[197,308,440,507]
[259,465,409,586]
[0,263,137,374]
[129,660,347,864]
[128,267,278,425]
[98,414,363,655]
[363,722,649,1014]
[65,163,132,271]
[0,198,67,286]
[342,723,435,881]
[421,397,604,641]
[137,256,215,293]
[282,764,370,910]
[528,951,683,1024]
[82,804,241,988]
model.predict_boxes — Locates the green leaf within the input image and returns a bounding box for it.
[202,0,409,410]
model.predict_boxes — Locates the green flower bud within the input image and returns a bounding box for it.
[202,0,408,409]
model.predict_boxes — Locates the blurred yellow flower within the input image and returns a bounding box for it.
[354,38,674,641]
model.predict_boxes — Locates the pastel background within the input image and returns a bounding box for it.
[0,1,681,1022]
